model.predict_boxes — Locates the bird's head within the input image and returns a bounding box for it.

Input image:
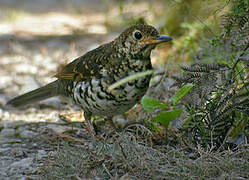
[115,24,172,58]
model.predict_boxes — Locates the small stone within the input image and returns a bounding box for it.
[8,157,33,173]
[3,121,26,129]
[0,128,16,138]
[0,147,11,154]
[11,148,28,158]
[32,143,38,148]
[19,130,38,139]
[36,150,47,160]
[46,124,69,134]
[0,172,7,177]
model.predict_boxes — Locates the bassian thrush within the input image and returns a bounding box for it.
[7,24,172,135]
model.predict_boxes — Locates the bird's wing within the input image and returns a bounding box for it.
[55,45,111,82]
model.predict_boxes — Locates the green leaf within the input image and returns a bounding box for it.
[228,117,249,139]
[172,84,194,106]
[151,109,183,127]
[141,96,168,112]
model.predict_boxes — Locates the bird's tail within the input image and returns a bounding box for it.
[6,80,59,107]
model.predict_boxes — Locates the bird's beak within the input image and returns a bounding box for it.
[142,35,172,44]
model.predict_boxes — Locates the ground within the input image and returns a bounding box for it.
[0,1,116,179]
[0,1,248,179]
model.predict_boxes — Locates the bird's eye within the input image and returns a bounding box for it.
[133,30,143,40]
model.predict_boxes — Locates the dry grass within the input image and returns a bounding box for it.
[40,124,249,180]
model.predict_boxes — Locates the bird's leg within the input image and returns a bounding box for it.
[84,112,96,137]
[105,116,118,129]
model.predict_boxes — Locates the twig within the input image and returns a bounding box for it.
[108,70,154,91]
[102,163,113,178]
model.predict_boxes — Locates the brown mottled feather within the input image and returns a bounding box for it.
[55,43,113,82]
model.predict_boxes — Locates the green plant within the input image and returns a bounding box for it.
[174,0,249,150]
[141,84,193,138]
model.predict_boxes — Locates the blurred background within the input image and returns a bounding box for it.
[0,0,229,101]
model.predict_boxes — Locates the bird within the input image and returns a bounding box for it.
[6,24,172,135]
